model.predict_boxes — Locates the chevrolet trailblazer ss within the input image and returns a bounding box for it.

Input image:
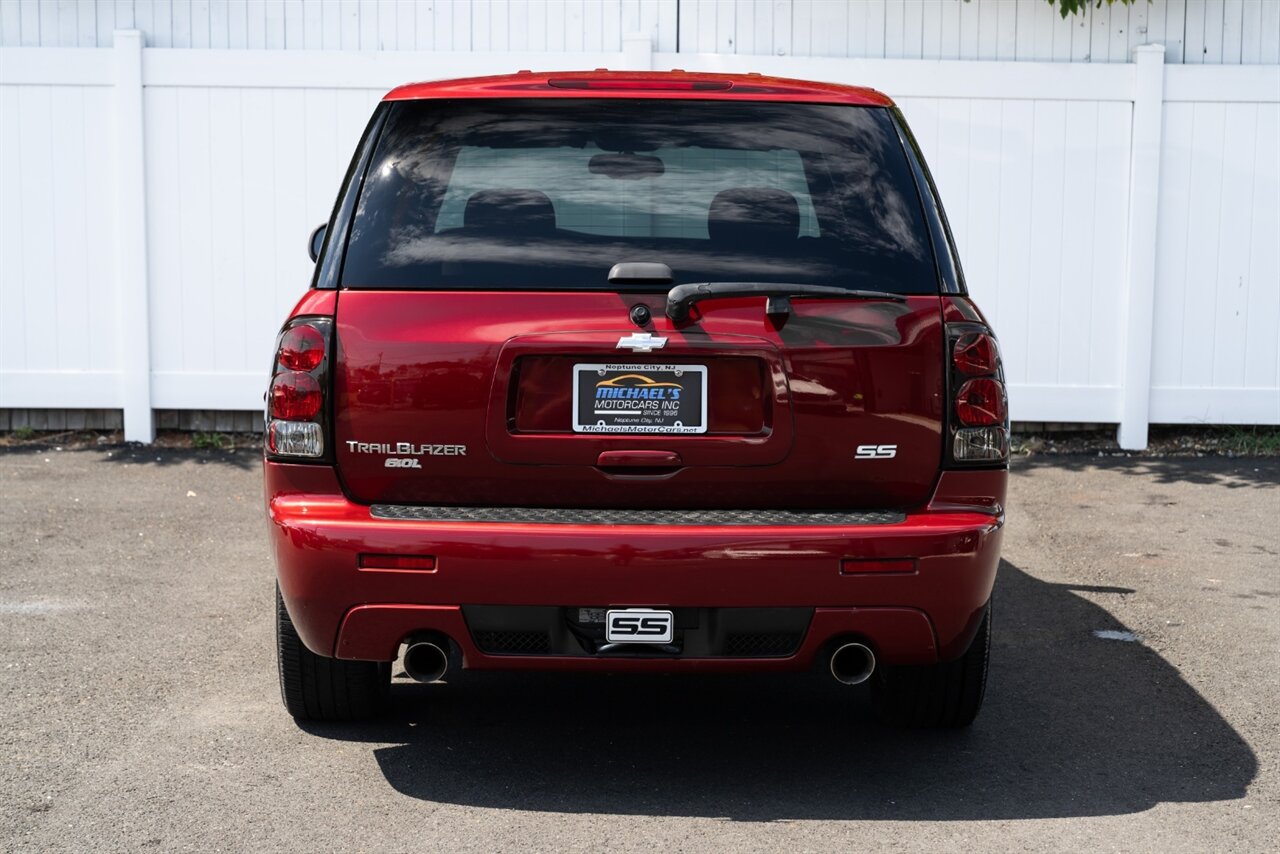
[265,71,1008,728]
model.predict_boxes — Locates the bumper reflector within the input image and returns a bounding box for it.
[840,559,916,575]
[953,426,1009,462]
[358,554,437,572]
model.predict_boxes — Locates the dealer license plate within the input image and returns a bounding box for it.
[605,609,675,644]
[572,363,707,434]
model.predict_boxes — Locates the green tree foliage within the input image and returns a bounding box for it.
[1046,0,1148,19]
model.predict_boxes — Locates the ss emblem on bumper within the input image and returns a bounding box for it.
[606,608,674,644]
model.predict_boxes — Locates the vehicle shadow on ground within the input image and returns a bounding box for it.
[0,445,261,470]
[91,446,261,470]
[1012,454,1280,490]
[300,560,1257,820]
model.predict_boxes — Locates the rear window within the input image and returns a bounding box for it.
[341,98,936,293]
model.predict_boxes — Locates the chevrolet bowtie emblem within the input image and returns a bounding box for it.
[616,333,668,353]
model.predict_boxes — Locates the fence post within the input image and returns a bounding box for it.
[622,32,653,71]
[1117,44,1166,451]
[113,30,154,442]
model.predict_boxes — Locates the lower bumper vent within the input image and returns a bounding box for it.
[724,633,804,657]
[463,605,813,658]
[473,630,552,655]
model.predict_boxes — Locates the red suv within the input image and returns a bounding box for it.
[266,71,1007,728]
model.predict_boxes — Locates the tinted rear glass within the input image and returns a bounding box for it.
[341,99,937,293]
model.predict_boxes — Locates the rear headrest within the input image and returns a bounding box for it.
[707,188,800,243]
[463,189,557,233]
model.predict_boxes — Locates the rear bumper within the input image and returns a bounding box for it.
[267,463,1005,670]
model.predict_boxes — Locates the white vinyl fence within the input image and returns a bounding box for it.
[0,33,1277,446]
[7,0,1280,66]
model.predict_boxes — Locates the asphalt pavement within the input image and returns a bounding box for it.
[1,447,1276,851]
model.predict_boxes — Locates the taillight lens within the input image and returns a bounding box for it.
[955,378,1007,426]
[268,421,324,457]
[954,426,1010,461]
[278,325,326,371]
[947,321,1008,465]
[952,332,999,376]
[266,317,331,460]
[269,371,322,420]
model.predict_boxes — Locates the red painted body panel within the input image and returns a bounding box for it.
[942,294,992,326]
[332,291,946,509]
[383,71,895,108]
[265,461,1002,668]
[288,288,337,317]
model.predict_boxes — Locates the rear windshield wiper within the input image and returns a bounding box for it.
[666,281,908,323]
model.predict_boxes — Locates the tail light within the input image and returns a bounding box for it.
[277,325,327,371]
[952,331,1000,376]
[269,372,322,421]
[947,324,1009,465]
[266,317,332,460]
[955,378,1006,426]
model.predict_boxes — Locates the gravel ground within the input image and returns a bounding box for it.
[0,448,1276,852]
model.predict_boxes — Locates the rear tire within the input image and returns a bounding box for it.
[871,605,991,729]
[276,585,390,721]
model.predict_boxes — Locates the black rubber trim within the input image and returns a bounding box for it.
[369,505,905,526]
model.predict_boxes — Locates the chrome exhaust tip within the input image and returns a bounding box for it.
[829,641,876,685]
[403,635,450,683]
